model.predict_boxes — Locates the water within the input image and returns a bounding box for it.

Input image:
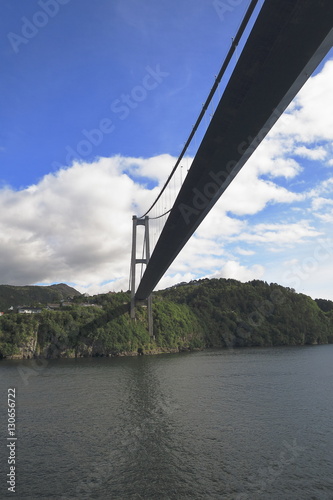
[1,345,333,499]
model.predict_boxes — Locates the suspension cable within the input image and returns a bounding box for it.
[139,0,260,219]
[149,208,172,220]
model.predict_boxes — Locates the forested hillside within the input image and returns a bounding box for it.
[159,279,333,347]
[0,279,332,359]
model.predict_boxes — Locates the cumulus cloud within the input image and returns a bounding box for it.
[121,153,178,184]
[0,158,155,290]
[233,221,322,247]
[273,59,333,143]
[211,261,265,282]
[311,197,333,211]
[220,173,303,216]
[235,247,255,256]
[294,146,328,161]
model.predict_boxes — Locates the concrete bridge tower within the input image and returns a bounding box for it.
[130,216,153,337]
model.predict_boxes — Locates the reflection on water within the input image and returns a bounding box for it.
[0,346,333,499]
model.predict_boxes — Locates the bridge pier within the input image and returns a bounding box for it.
[130,216,154,337]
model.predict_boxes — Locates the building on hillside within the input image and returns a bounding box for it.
[81,303,103,308]
[17,307,42,314]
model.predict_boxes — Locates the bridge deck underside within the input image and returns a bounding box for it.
[136,0,333,301]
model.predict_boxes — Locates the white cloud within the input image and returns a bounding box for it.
[311,197,333,211]
[211,261,265,282]
[196,209,246,239]
[0,157,156,289]
[308,177,333,203]
[315,212,333,223]
[282,258,299,268]
[278,239,333,299]
[273,59,333,143]
[294,145,327,161]
[234,221,322,247]
[250,138,302,179]
[220,175,303,217]
[235,247,255,256]
[122,153,177,184]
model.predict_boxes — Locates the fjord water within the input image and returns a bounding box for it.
[1,345,333,499]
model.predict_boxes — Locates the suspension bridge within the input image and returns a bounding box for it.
[130,0,333,331]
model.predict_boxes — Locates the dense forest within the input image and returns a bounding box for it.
[0,278,333,359]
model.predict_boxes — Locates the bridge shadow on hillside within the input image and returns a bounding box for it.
[79,302,130,339]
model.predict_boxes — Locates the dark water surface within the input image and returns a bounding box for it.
[1,345,333,499]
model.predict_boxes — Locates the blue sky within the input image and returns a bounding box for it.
[1,0,333,300]
[2,0,247,187]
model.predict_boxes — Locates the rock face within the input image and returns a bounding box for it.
[15,331,39,359]
[6,339,187,360]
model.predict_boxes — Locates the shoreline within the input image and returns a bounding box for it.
[2,345,202,361]
[1,342,330,362]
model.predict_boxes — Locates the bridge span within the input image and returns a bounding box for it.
[134,0,333,302]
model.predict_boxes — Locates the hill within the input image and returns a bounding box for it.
[0,283,81,311]
[159,278,333,348]
[0,278,332,359]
